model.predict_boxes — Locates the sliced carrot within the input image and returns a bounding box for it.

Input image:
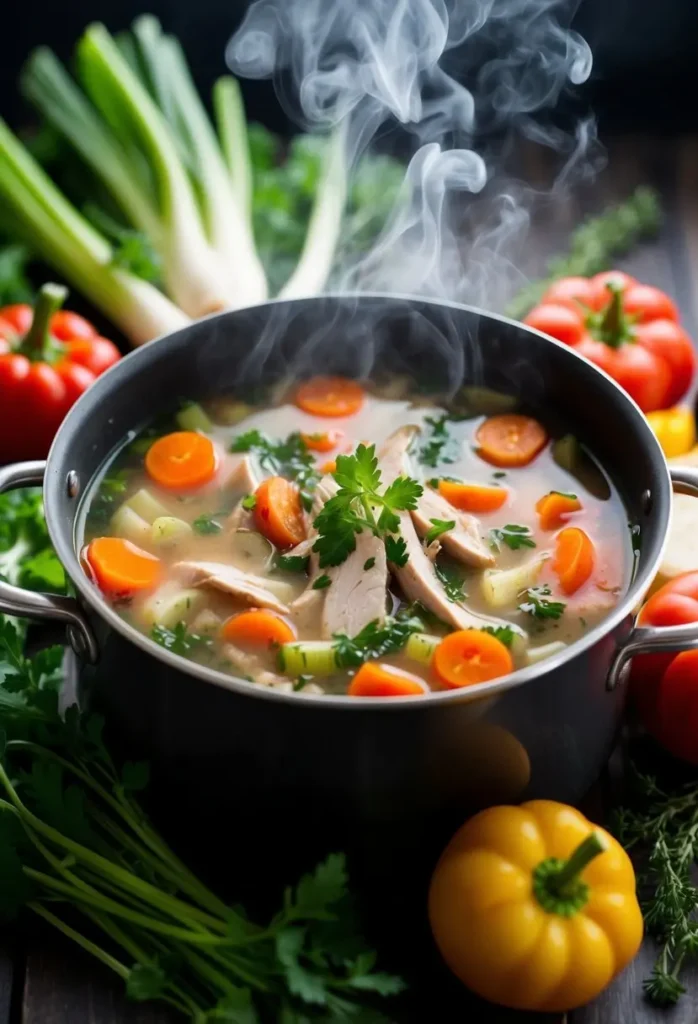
[300,429,344,453]
[221,609,296,648]
[295,377,364,417]
[348,662,426,697]
[145,431,217,490]
[438,479,508,513]
[536,491,582,530]
[254,476,306,549]
[553,527,595,594]
[86,537,161,597]
[432,629,513,690]
[320,459,337,475]
[476,415,548,468]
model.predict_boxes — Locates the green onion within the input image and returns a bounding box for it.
[0,117,186,345]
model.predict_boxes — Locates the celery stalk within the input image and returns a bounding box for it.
[213,77,253,226]
[0,117,188,345]
[279,121,349,298]
[76,23,237,318]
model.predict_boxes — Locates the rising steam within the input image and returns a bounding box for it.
[227,0,595,309]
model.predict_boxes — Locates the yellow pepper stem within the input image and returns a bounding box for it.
[532,831,608,917]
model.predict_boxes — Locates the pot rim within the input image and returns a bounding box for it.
[45,291,671,710]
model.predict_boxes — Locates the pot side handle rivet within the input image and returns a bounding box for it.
[66,471,80,499]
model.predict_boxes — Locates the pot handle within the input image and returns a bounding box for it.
[607,465,698,691]
[0,461,98,663]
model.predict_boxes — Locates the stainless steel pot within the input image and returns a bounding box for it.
[1,293,697,882]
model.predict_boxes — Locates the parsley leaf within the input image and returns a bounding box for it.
[489,523,536,551]
[230,430,319,507]
[435,562,467,603]
[518,585,566,620]
[192,513,223,535]
[363,557,375,571]
[241,494,257,510]
[312,574,332,590]
[481,625,517,648]
[312,445,422,568]
[385,535,409,567]
[150,623,214,657]
[419,414,459,468]
[425,518,455,545]
[277,554,310,573]
[333,616,423,668]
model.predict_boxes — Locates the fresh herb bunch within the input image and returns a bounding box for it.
[312,445,422,569]
[505,186,661,320]
[0,493,405,1021]
[617,769,698,1006]
[230,430,320,510]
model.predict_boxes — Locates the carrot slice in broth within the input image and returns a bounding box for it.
[476,415,547,468]
[295,377,364,417]
[145,432,217,490]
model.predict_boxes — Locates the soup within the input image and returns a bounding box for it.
[80,377,632,696]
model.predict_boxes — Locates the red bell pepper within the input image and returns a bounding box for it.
[0,283,120,462]
[523,271,696,412]
[631,572,698,764]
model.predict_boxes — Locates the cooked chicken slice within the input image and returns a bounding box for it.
[174,561,289,614]
[379,426,509,632]
[222,454,260,495]
[411,486,495,569]
[288,474,387,638]
[321,531,387,639]
[224,456,261,532]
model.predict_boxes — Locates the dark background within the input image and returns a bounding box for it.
[1,0,698,135]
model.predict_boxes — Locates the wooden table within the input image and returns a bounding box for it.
[5,133,698,1023]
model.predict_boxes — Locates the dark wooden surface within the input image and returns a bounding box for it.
[8,133,698,1022]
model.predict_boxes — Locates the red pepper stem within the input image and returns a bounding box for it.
[553,832,607,893]
[598,283,625,348]
[22,283,68,358]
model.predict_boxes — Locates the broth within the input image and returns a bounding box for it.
[79,379,632,697]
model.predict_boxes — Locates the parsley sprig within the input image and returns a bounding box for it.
[230,429,320,509]
[434,562,467,603]
[419,414,459,468]
[333,615,424,668]
[312,445,422,568]
[518,585,566,620]
[489,523,536,551]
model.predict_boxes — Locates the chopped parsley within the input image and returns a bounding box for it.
[419,415,459,468]
[492,471,507,479]
[192,513,223,535]
[489,523,536,551]
[333,616,423,669]
[481,625,517,648]
[151,622,214,657]
[363,557,376,571]
[552,490,578,499]
[293,675,313,691]
[518,585,566,620]
[230,430,319,509]
[435,562,467,603]
[312,574,332,590]
[312,445,422,568]
[241,494,257,510]
[277,554,310,573]
[425,518,455,545]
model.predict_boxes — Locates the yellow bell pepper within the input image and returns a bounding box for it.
[428,800,642,1012]
[646,405,696,459]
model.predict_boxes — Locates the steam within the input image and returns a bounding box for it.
[227,0,595,309]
